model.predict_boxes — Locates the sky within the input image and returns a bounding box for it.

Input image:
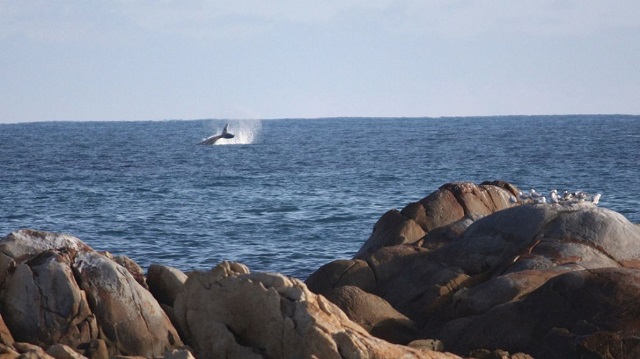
[1,1,639,123]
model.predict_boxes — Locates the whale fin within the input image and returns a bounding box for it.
[221,123,235,139]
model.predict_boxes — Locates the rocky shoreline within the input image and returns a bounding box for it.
[1,181,639,358]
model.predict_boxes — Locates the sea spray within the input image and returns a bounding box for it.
[212,120,262,145]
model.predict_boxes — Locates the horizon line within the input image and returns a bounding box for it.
[2,113,639,125]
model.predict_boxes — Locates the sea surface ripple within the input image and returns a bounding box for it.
[1,116,638,279]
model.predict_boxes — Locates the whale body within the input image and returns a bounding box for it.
[199,124,235,145]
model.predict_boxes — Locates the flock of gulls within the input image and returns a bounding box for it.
[513,189,602,206]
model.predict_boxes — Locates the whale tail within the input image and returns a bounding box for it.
[198,123,235,145]
[221,124,235,139]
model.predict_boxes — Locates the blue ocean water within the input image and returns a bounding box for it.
[0,116,638,279]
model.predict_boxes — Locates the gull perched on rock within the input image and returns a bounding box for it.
[517,187,602,207]
[530,189,542,199]
[575,192,588,201]
[518,191,529,202]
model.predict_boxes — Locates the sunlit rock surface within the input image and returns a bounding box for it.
[173,261,460,359]
[0,229,182,358]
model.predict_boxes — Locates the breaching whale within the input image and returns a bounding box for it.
[198,123,235,145]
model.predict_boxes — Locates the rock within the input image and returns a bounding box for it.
[575,331,640,359]
[0,343,19,358]
[174,261,461,359]
[439,267,640,356]
[433,203,640,279]
[467,349,534,359]
[0,229,183,357]
[408,339,445,352]
[355,209,426,257]
[146,264,188,306]
[420,217,475,250]
[410,189,464,232]
[162,348,196,359]
[45,344,88,359]
[79,340,108,359]
[355,182,518,258]
[13,342,55,358]
[102,252,148,290]
[74,251,182,357]
[305,259,376,295]
[422,205,640,356]
[16,352,56,359]
[0,249,97,347]
[0,314,15,346]
[323,285,417,344]
[0,229,92,260]
[468,348,510,359]
[307,181,640,357]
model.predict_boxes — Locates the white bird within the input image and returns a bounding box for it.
[518,191,529,201]
[550,189,559,204]
[530,189,542,199]
[592,193,602,205]
[574,192,587,202]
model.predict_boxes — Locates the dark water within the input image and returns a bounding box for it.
[1,116,638,279]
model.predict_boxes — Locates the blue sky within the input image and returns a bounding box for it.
[1,1,639,123]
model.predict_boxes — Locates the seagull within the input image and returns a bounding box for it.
[574,192,588,202]
[550,189,559,204]
[592,193,602,205]
[518,191,529,201]
[530,188,541,198]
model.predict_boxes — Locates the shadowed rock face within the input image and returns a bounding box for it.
[0,229,182,357]
[146,263,188,307]
[323,285,418,345]
[439,267,640,357]
[307,181,640,357]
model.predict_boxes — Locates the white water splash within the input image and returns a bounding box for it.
[209,120,262,145]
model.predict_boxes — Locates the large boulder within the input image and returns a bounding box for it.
[355,181,519,258]
[174,261,461,359]
[307,181,640,357]
[0,229,183,357]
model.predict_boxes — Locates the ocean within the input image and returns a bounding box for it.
[1,115,638,279]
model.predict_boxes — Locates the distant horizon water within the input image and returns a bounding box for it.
[1,115,638,279]
[3,112,640,125]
